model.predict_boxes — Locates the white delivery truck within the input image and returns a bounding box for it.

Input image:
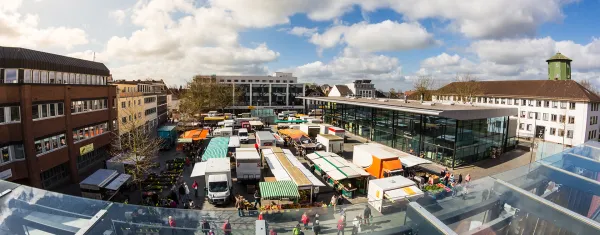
[300,124,321,139]
[237,128,249,143]
[316,134,344,154]
[327,126,346,139]
[255,131,276,147]
[368,175,424,213]
[191,158,233,205]
[213,127,233,137]
[235,148,262,183]
[223,120,235,128]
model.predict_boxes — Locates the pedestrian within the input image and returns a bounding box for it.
[254,190,261,209]
[208,230,215,235]
[352,216,360,235]
[236,195,244,217]
[458,173,463,185]
[201,219,210,235]
[465,173,472,194]
[269,228,277,235]
[450,174,455,184]
[301,212,310,230]
[362,205,371,225]
[331,194,338,211]
[184,183,190,201]
[178,184,186,204]
[313,220,321,235]
[222,220,232,235]
[337,218,345,235]
[168,216,177,235]
[292,224,301,235]
[258,212,264,220]
[192,180,199,198]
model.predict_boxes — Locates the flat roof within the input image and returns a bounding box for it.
[299,97,517,120]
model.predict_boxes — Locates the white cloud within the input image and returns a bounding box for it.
[287,27,318,37]
[310,20,436,53]
[421,53,461,68]
[109,9,126,25]
[290,48,403,84]
[0,0,88,50]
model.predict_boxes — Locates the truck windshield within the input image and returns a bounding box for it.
[238,132,248,137]
[208,181,228,192]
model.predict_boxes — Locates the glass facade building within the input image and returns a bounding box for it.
[314,99,514,168]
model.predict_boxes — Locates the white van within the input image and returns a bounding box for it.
[237,128,249,143]
[214,127,233,137]
[236,148,262,183]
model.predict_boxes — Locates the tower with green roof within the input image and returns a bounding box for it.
[547,52,572,80]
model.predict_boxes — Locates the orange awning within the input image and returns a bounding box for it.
[278,129,308,140]
[382,159,402,172]
[181,129,209,141]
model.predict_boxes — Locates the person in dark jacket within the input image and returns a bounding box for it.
[458,173,463,184]
[313,220,321,235]
[201,219,210,235]
[363,205,372,225]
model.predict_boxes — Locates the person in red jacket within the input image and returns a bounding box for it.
[168,216,177,235]
[301,212,310,230]
[222,220,232,235]
[258,212,264,220]
[337,218,345,235]
[192,180,199,198]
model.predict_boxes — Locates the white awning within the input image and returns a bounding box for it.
[306,153,321,160]
[328,157,349,168]
[384,186,424,201]
[327,170,347,181]
[264,154,292,181]
[338,167,361,178]
[312,158,337,172]
[105,174,131,191]
[283,151,325,187]
[399,155,432,168]
[249,121,264,126]
[190,162,207,178]
[346,163,370,177]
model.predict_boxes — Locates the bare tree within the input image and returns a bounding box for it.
[453,73,482,103]
[179,75,241,116]
[389,88,398,98]
[579,79,600,95]
[111,105,162,198]
[413,75,434,101]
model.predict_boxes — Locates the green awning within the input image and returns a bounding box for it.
[201,137,230,161]
[274,119,307,124]
[259,181,300,200]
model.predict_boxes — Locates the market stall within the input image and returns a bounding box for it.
[80,169,131,201]
[307,151,370,198]
[262,148,323,205]
[201,137,230,161]
[367,175,424,213]
[249,120,264,131]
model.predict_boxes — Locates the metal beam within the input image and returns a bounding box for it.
[435,195,504,225]
[405,202,458,235]
[463,213,513,235]
[493,179,600,235]
[563,153,600,172]
[539,163,600,196]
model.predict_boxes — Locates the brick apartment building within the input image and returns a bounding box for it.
[0,46,117,189]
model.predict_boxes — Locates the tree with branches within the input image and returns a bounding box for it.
[179,75,241,117]
[111,104,162,198]
[453,73,482,103]
[579,79,600,95]
[413,75,435,101]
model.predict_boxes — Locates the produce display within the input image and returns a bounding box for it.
[141,158,185,194]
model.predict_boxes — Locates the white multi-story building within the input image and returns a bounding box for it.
[211,72,306,113]
[328,79,376,98]
[433,53,600,147]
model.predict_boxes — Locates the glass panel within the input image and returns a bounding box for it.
[49,71,55,83]
[43,138,51,152]
[49,103,56,116]
[41,104,48,118]
[1,147,8,163]
[13,144,24,159]
[24,69,32,83]
[51,136,58,149]
[0,108,4,123]
[41,71,48,83]
[4,69,18,83]
[58,103,64,115]
[33,70,40,83]
[10,107,19,122]
[57,72,63,84]
[35,140,42,154]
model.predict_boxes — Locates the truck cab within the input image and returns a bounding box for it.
[237,128,249,143]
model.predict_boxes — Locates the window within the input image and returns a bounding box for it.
[528,100,534,106]
[544,101,550,108]
[128,101,131,107]
[145,107,157,116]
[57,72,63,84]
[550,128,556,135]
[569,102,576,110]
[568,116,575,124]
[543,113,549,121]
[121,102,126,108]
[137,100,141,105]
[227,80,231,82]
[551,114,557,122]
[2,69,18,83]
[121,117,127,123]
[24,69,32,83]
[528,112,535,119]
[559,115,565,123]
[0,145,25,165]
[560,102,567,109]
[552,101,558,108]
[536,100,542,107]
[269,80,273,83]
[520,111,526,118]
[507,99,512,105]
[527,124,532,131]
[592,103,600,111]
[514,99,519,105]
[0,107,21,123]
[49,72,55,84]
[567,130,574,139]
[234,80,239,82]
[41,71,48,83]
[558,129,565,137]
[521,99,527,106]
[590,116,598,125]
[32,103,64,120]
[519,123,524,130]
[535,112,540,120]
[33,70,40,83]
[589,130,598,140]
[35,133,66,156]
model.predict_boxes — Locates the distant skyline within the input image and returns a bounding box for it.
[2,0,600,91]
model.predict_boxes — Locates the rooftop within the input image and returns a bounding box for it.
[436,79,600,102]
[0,46,110,76]
[547,52,573,62]
[300,96,518,120]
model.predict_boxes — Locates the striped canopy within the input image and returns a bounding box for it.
[259,181,300,200]
[201,137,230,161]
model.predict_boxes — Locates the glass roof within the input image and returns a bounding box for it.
[1,141,600,234]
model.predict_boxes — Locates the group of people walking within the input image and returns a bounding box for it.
[167,216,232,235]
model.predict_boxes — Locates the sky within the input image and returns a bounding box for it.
[2,0,600,91]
